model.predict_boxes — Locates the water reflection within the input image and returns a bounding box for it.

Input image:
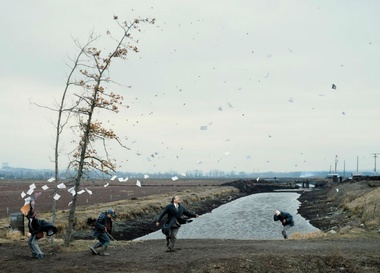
[136,192,318,241]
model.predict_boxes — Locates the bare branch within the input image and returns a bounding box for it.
[62,16,155,246]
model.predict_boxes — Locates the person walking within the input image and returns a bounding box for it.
[273,210,294,239]
[155,196,199,252]
[25,192,44,260]
[24,192,57,259]
[89,209,115,256]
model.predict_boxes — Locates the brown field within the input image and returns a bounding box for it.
[0,178,239,241]
[0,178,232,219]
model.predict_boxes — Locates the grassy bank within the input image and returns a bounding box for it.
[1,185,239,239]
[2,178,379,240]
[298,179,380,237]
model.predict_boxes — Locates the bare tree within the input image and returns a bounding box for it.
[29,35,96,246]
[51,35,99,245]
[62,17,155,246]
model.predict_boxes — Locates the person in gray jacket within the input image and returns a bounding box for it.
[273,210,294,239]
[155,196,199,252]
[89,209,115,256]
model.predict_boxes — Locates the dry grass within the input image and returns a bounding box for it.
[328,182,373,206]
[338,226,367,235]
[323,248,358,272]
[0,186,238,238]
[5,229,24,241]
[291,230,326,240]
[64,186,237,230]
[344,187,380,228]
[327,182,380,230]
[2,180,379,242]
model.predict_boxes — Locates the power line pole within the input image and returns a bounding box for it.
[356,156,359,173]
[343,160,345,178]
[372,153,379,173]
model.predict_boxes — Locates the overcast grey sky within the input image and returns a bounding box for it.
[1,1,379,175]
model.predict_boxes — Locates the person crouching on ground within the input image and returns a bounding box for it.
[273,210,294,239]
[90,209,115,256]
[155,196,199,252]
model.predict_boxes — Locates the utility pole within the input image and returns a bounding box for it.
[343,160,345,178]
[356,156,359,173]
[334,155,338,173]
[372,153,379,173]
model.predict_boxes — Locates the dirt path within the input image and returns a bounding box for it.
[1,237,379,273]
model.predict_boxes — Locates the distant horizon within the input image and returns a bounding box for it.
[1,164,376,177]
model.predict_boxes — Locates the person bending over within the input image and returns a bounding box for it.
[273,210,294,239]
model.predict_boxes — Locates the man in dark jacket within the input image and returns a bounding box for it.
[89,209,115,256]
[25,192,57,259]
[155,196,199,252]
[273,210,294,239]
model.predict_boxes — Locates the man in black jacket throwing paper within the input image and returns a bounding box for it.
[155,196,199,252]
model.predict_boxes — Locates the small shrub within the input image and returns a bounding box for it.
[291,230,325,239]
[6,230,23,240]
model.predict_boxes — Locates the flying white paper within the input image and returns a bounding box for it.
[110,175,117,181]
[67,187,76,196]
[136,180,141,187]
[53,193,61,200]
[57,183,66,189]
[47,177,55,183]
[23,197,31,206]
[171,176,178,181]
[42,185,49,191]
